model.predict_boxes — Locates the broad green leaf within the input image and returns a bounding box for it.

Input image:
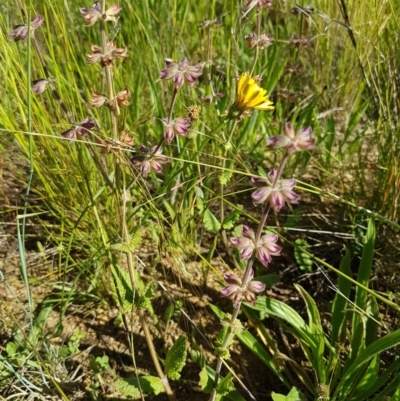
[232,225,244,238]
[350,354,378,396]
[199,366,213,393]
[236,329,288,386]
[294,239,313,272]
[138,283,156,310]
[271,387,306,401]
[249,297,315,348]
[194,185,204,199]
[388,381,400,401]
[209,304,225,319]
[203,208,221,232]
[115,375,164,396]
[365,361,400,401]
[165,335,188,380]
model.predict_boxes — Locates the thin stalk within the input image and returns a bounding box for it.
[153,87,179,155]
[96,2,175,397]
[219,119,238,249]
[99,1,119,139]
[249,10,261,76]
[120,172,176,401]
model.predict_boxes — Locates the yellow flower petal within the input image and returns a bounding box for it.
[236,72,274,112]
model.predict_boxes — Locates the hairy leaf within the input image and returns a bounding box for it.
[165,335,188,380]
[115,375,164,396]
[203,208,221,232]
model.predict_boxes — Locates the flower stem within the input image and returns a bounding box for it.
[99,1,119,141]
[249,10,262,76]
[153,86,179,156]
[210,151,290,401]
[220,119,238,248]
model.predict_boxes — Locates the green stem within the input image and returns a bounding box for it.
[249,10,261,76]
[219,119,238,248]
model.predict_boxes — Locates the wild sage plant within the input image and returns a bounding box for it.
[205,2,315,399]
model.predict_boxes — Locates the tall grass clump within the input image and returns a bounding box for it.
[1,0,400,400]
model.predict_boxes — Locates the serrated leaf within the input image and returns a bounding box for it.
[231,225,244,238]
[271,387,305,401]
[197,196,204,212]
[110,265,134,312]
[165,335,188,380]
[111,229,143,253]
[138,283,154,310]
[115,375,164,397]
[203,208,221,232]
[294,239,313,272]
[199,366,213,393]
[219,170,233,185]
[222,205,243,230]
[216,372,234,398]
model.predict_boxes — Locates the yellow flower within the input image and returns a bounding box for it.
[236,72,274,112]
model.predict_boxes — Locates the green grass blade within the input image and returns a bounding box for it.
[331,247,352,345]
[349,218,376,361]
[334,327,400,398]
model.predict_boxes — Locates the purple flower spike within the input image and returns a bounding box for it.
[60,117,96,143]
[251,170,300,212]
[267,122,315,154]
[221,267,266,307]
[80,3,121,27]
[231,225,255,261]
[32,78,49,95]
[231,225,281,267]
[9,15,44,42]
[160,57,202,90]
[131,145,168,178]
[161,117,191,143]
[256,233,282,266]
